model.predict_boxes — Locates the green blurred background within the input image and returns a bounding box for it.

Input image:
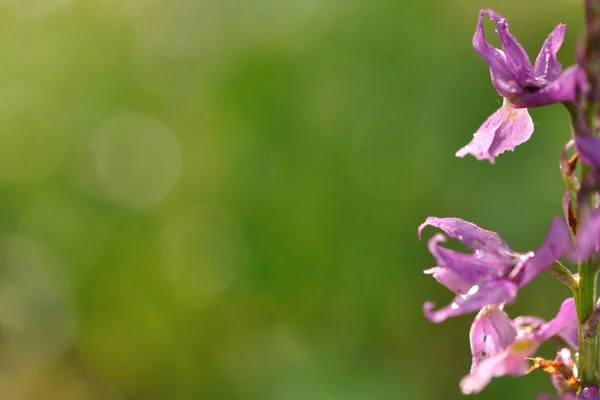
[0,0,588,399]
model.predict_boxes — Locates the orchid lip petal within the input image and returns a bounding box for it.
[469,306,517,373]
[457,104,534,163]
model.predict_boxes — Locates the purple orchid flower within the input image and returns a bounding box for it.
[456,9,581,163]
[419,213,600,323]
[419,217,571,323]
[461,298,578,395]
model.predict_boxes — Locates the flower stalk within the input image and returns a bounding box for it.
[577,259,599,387]
[576,0,600,392]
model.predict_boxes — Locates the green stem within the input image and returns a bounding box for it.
[549,263,579,290]
[577,260,600,387]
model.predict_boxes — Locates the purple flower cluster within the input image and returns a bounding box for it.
[420,8,600,399]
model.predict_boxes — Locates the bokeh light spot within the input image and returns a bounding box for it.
[90,113,182,208]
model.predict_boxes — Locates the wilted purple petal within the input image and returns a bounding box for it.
[562,190,570,225]
[511,217,572,287]
[423,280,517,323]
[551,348,577,396]
[560,140,577,182]
[533,24,566,82]
[562,189,578,239]
[470,306,517,373]
[575,135,600,168]
[473,10,521,96]
[486,9,533,83]
[456,105,533,163]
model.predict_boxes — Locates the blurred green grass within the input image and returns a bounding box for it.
[0,0,587,398]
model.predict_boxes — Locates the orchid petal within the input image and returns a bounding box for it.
[419,217,512,255]
[575,135,600,168]
[423,280,517,323]
[426,234,504,282]
[486,9,534,84]
[512,65,582,108]
[424,267,474,294]
[456,105,533,163]
[460,338,535,394]
[470,307,517,373]
[512,217,572,287]
[473,9,521,96]
[534,298,578,347]
[533,24,566,82]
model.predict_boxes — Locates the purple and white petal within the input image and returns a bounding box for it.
[533,24,566,82]
[423,280,517,323]
[456,105,534,163]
